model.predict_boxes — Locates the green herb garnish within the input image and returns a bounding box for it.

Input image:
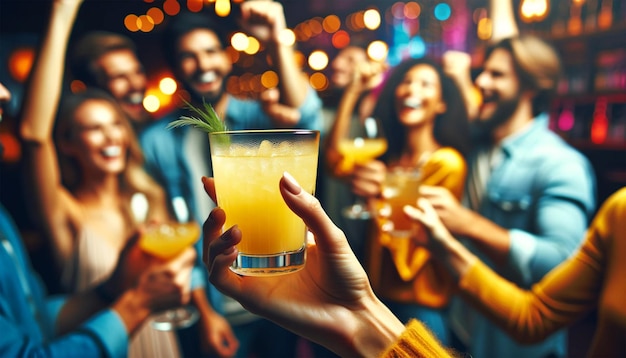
[166,98,228,133]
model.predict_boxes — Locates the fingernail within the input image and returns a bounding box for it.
[222,226,233,241]
[282,172,302,195]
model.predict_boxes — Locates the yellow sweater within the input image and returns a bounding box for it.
[380,319,458,358]
[368,147,467,307]
[459,187,626,357]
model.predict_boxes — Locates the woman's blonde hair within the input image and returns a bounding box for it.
[54,89,167,219]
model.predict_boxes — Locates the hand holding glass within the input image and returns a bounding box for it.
[139,221,201,330]
[209,129,320,276]
[378,167,422,237]
[337,116,387,220]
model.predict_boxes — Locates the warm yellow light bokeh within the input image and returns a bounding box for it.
[363,9,381,30]
[367,41,388,62]
[308,50,329,71]
[231,32,249,51]
[159,77,177,95]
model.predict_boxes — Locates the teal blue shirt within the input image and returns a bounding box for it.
[0,204,129,357]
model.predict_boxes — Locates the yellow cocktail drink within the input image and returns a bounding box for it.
[139,222,200,260]
[209,130,320,276]
[379,167,421,236]
[338,138,388,172]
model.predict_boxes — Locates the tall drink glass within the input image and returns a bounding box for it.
[209,129,320,276]
[378,167,422,237]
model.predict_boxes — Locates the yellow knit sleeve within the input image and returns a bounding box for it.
[379,319,458,358]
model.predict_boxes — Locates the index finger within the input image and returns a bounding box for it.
[279,173,348,255]
[202,176,217,203]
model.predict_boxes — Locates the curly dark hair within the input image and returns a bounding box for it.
[373,57,471,162]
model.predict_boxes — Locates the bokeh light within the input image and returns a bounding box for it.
[124,14,140,32]
[279,29,296,46]
[138,15,155,32]
[8,47,34,83]
[332,30,351,49]
[323,15,341,33]
[163,0,181,16]
[434,3,452,21]
[308,50,329,71]
[261,70,279,88]
[391,2,405,20]
[477,17,492,40]
[309,72,328,91]
[146,7,164,24]
[143,94,161,113]
[244,37,260,55]
[363,9,381,30]
[159,77,177,95]
[367,41,388,62]
[215,0,231,17]
[187,0,203,13]
[404,2,421,19]
[231,32,249,51]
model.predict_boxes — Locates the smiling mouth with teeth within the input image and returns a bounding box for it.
[102,146,122,157]
[199,71,217,84]
[127,93,144,105]
[403,98,422,109]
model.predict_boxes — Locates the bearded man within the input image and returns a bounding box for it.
[419,35,597,358]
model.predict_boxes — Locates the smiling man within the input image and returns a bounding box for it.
[419,35,597,358]
[69,32,151,131]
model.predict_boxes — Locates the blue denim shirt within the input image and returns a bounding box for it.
[0,204,128,357]
[451,115,597,358]
[139,89,323,311]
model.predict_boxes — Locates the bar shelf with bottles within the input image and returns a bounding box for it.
[545,0,626,151]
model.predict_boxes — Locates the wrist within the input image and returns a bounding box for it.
[349,292,406,357]
[111,289,152,335]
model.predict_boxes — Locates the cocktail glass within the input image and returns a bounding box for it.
[338,116,387,220]
[378,167,422,237]
[139,221,201,331]
[209,129,320,276]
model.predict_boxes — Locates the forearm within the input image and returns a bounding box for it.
[325,87,362,176]
[490,0,518,42]
[453,208,511,267]
[268,41,308,107]
[111,290,152,335]
[192,286,218,317]
[55,289,110,335]
[19,0,80,141]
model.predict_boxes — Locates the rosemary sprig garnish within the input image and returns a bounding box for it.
[166,98,228,133]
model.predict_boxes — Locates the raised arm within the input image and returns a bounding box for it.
[325,61,382,177]
[490,0,519,42]
[18,0,83,264]
[239,0,308,108]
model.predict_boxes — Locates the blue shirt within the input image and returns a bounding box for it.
[140,90,323,311]
[450,115,597,358]
[0,204,129,357]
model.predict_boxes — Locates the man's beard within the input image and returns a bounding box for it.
[185,73,226,106]
[470,94,521,144]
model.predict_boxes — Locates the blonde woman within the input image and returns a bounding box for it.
[19,1,237,357]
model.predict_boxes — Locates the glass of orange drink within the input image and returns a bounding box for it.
[139,221,201,330]
[378,167,422,237]
[209,129,320,276]
[338,116,387,220]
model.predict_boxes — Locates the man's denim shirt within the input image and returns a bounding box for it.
[469,114,597,286]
